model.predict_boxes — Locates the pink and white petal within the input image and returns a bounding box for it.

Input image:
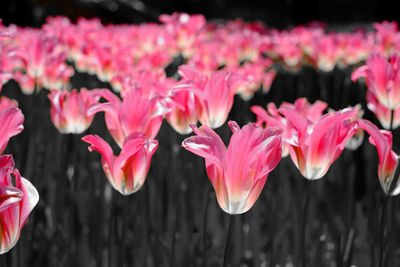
[182,124,226,167]
[0,108,24,154]
[0,186,23,213]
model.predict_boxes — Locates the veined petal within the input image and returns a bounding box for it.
[0,186,23,213]
[0,107,24,154]
[351,65,368,82]
[182,124,226,167]
[82,134,115,172]
[14,171,39,227]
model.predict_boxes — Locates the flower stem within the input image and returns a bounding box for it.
[301,181,311,267]
[108,190,115,267]
[202,188,210,267]
[389,109,394,132]
[378,195,388,267]
[121,196,128,267]
[379,108,395,267]
[169,197,181,267]
[222,214,234,267]
[0,255,7,267]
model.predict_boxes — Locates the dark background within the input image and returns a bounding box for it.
[0,0,398,29]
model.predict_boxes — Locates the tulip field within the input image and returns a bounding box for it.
[2,14,400,267]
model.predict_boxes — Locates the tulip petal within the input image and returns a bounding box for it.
[182,124,226,167]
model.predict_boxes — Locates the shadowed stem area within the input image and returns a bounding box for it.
[202,187,210,267]
[378,196,388,267]
[108,189,115,267]
[301,180,311,267]
[121,195,128,267]
[378,108,394,267]
[0,255,7,267]
[222,214,235,267]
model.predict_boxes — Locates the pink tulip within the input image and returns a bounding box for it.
[226,57,275,100]
[82,133,158,195]
[0,104,24,154]
[165,90,201,135]
[48,88,101,134]
[0,155,39,254]
[252,98,327,157]
[279,107,358,180]
[374,21,400,55]
[341,105,365,151]
[352,52,400,110]
[12,71,36,95]
[87,89,169,147]
[178,65,244,129]
[182,121,282,214]
[358,119,399,195]
[14,29,66,81]
[251,103,294,158]
[0,97,18,110]
[159,13,206,57]
[367,90,400,130]
[311,34,341,72]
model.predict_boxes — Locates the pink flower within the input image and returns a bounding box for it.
[87,89,169,147]
[311,34,341,72]
[14,29,65,80]
[48,88,101,134]
[226,57,275,100]
[279,107,358,180]
[0,104,24,154]
[352,52,400,110]
[358,119,399,195]
[0,97,18,110]
[252,98,327,157]
[0,155,39,254]
[82,133,158,195]
[159,13,206,57]
[251,103,293,157]
[165,90,201,135]
[182,121,282,214]
[374,21,400,55]
[367,90,400,130]
[12,71,36,95]
[178,65,244,129]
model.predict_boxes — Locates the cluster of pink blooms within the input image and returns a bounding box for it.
[2,16,400,97]
[2,13,400,254]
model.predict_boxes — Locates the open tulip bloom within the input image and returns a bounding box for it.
[0,155,39,254]
[182,121,282,215]
[252,98,327,157]
[177,66,246,129]
[279,107,359,180]
[82,133,158,195]
[48,88,102,134]
[352,52,400,110]
[87,89,169,148]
